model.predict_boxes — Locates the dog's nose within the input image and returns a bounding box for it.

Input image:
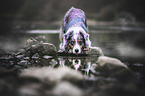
[75,49,79,53]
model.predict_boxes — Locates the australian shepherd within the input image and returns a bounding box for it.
[59,7,91,54]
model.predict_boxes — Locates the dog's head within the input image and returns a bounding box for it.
[62,27,91,54]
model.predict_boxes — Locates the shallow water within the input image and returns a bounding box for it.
[17,25,145,79]
[0,24,145,96]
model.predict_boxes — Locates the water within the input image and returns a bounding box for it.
[19,25,145,80]
[0,24,145,96]
[25,27,145,81]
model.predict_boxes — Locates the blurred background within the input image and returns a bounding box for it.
[0,0,145,34]
[1,0,145,22]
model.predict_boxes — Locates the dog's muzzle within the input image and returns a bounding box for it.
[73,43,81,54]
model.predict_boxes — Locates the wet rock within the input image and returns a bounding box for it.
[15,36,57,59]
[57,46,104,56]
[52,81,83,96]
[20,66,83,84]
[26,36,47,47]
[87,47,104,56]
[96,56,136,84]
[19,67,84,96]
[18,83,42,96]
[25,43,57,58]
[97,56,128,68]
[15,49,26,59]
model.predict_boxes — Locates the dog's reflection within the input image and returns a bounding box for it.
[58,57,98,77]
[72,59,81,71]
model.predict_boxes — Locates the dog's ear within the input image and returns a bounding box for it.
[80,32,91,48]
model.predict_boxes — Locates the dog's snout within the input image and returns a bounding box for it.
[75,49,79,53]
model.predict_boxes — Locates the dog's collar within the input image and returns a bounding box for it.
[64,18,87,33]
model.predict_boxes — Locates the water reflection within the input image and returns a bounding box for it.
[58,56,100,79]
[16,54,100,78]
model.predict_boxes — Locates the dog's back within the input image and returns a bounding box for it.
[62,7,87,34]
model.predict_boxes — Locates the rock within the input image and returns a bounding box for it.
[15,36,57,59]
[20,66,83,84]
[24,43,57,59]
[19,66,84,95]
[18,84,41,96]
[26,36,47,47]
[87,47,104,56]
[57,47,104,56]
[52,81,83,96]
[15,49,25,56]
[96,56,136,83]
[97,56,128,68]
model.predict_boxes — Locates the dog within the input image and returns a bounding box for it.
[59,7,91,54]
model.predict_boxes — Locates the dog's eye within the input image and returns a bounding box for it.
[71,41,75,45]
[78,40,83,45]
